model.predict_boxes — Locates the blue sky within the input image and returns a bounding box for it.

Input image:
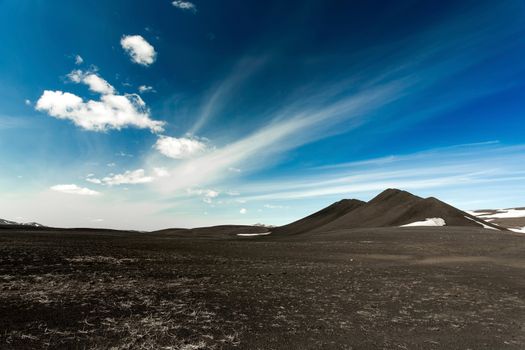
[0,0,524,229]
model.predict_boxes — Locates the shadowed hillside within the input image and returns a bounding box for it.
[272,199,365,235]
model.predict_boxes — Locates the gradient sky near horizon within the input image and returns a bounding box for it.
[1,0,525,230]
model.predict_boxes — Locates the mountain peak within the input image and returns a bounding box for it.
[368,188,421,204]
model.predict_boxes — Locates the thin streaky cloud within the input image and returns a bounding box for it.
[232,143,525,202]
[153,80,405,194]
[189,56,270,134]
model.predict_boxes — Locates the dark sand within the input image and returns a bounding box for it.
[1,226,525,349]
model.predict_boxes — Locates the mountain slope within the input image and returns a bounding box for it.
[273,199,365,235]
[391,196,502,229]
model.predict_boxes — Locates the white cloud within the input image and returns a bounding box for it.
[153,167,170,177]
[205,189,219,198]
[75,55,84,65]
[24,99,31,106]
[120,35,157,66]
[264,204,288,209]
[138,85,155,93]
[35,90,165,132]
[172,1,197,12]
[240,208,247,214]
[38,69,164,132]
[87,168,169,187]
[187,188,219,198]
[51,184,100,196]
[68,70,115,95]
[86,177,102,184]
[100,169,154,186]
[187,188,219,204]
[155,136,209,159]
[116,151,133,157]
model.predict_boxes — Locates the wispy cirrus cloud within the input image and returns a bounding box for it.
[189,56,269,134]
[0,115,27,129]
[148,5,522,199]
[231,143,525,206]
[152,79,405,193]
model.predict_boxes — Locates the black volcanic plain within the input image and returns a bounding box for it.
[1,189,524,349]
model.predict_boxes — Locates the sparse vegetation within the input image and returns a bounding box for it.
[1,227,525,349]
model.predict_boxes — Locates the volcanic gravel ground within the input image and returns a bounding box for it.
[1,227,525,349]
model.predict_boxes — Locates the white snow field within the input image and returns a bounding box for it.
[471,208,525,219]
[401,218,446,227]
[237,232,272,237]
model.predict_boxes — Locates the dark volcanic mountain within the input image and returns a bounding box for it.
[272,199,365,235]
[277,189,504,234]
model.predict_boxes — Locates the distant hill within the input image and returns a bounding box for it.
[469,208,525,233]
[152,225,270,239]
[276,188,504,235]
[0,218,43,227]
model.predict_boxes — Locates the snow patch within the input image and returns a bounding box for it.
[237,232,271,237]
[464,216,499,230]
[466,210,492,216]
[510,226,525,233]
[401,218,446,227]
